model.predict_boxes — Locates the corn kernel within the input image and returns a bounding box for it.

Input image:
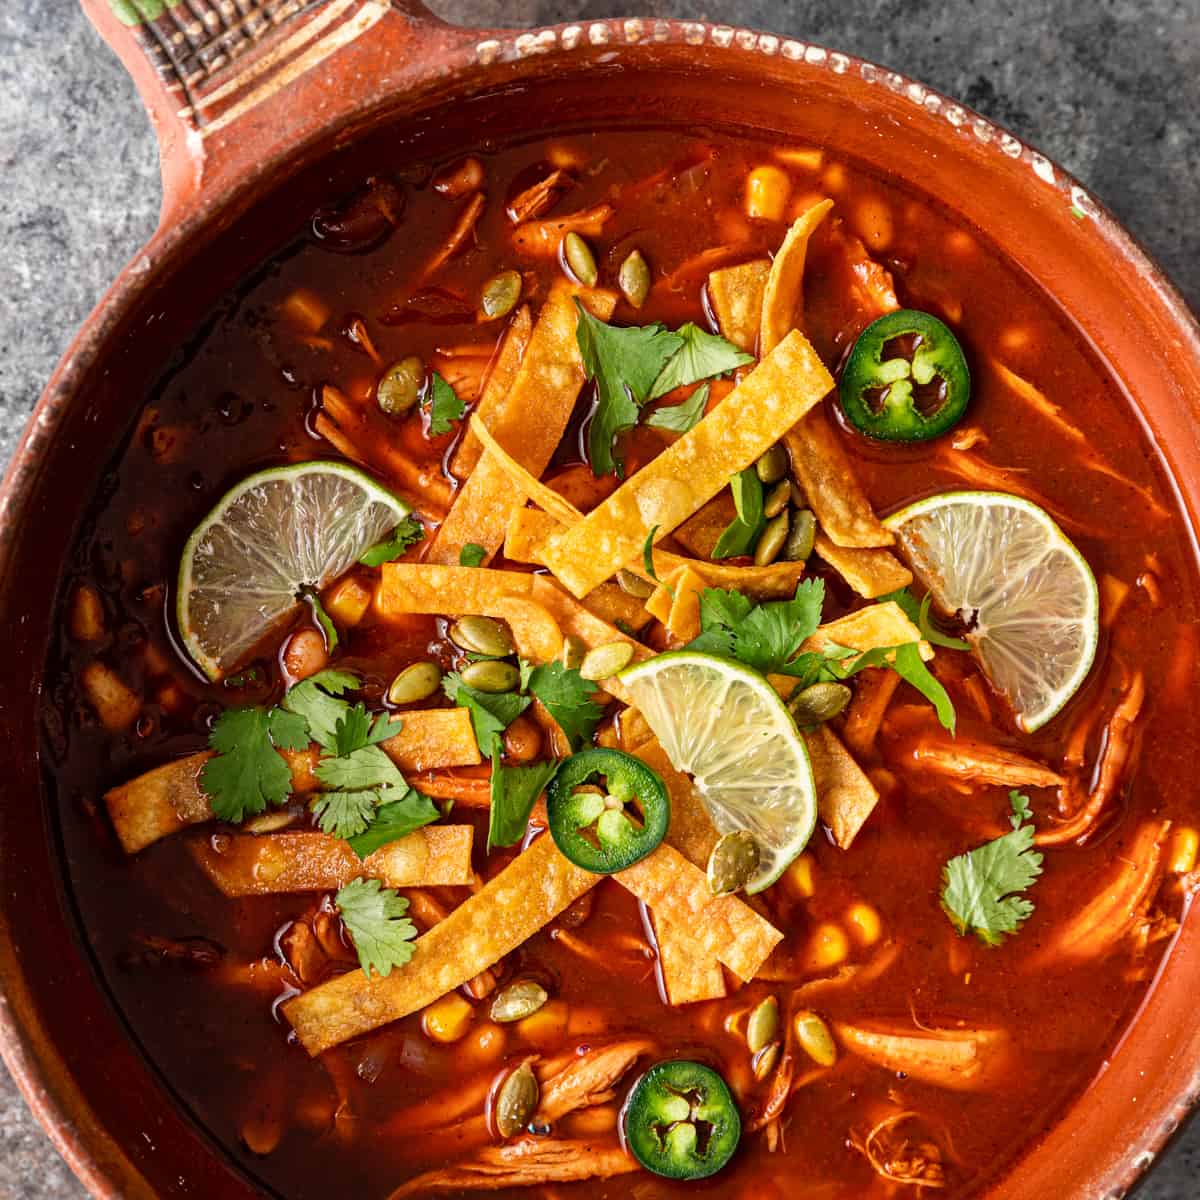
[461,1022,507,1067]
[68,584,105,642]
[744,165,792,222]
[281,288,330,333]
[421,992,474,1043]
[786,853,815,898]
[853,197,893,253]
[846,903,882,947]
[515,998,569,1049]
[1169,827,1199,875]
[323,576,374,627]
[946,229,977,257]
[820,162,848,193]
[803,922,849,971]
[789,191,828,221]
[773,146,823,172]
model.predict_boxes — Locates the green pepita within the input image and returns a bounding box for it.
[751,1040,782,1081]
[706,830,761,896]
[783,508,816,562]
[460,659,521,693]
[494,1062,539,1138]
[753,510,790,567]
[562,232,598,287]
[449,615,514,657]
[763,479,792,518]
[616,568,655,599]
[480,270,523,320]
[377,355,425,416]
[490,979,549,1024]
[789,681,852,727]
[579,641,634,681]
[755,444,789,484]
[387,661,443,706]
[794,1010,838,1068]
[561,635,586,670]
[746,995,780,1054]
[618,249,651,307]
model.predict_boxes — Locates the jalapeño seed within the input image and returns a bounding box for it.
[579,641,634,681]
[449,615,514,657]
[460,659,520,693]
[562,232,598,287]
[377,356,425,415]
[789,681,852,727]
[490,980,549,1024]
[494,1062,539,1138]
[387,661,443,705]
[754,510,791,567]
[706,830,761,896]
[755,444,788,484]
[618,249,651,307]
[480,270,522,319]
[616,568,655,599]
[746,995,780,1053]
[784,508,816,562]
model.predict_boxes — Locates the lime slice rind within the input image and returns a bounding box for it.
[884,490,1098,732]
[178,462,409,679]
[620,651,817,893]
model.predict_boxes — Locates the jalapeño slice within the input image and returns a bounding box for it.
[546,747,669,874]
[839,309,970,442]
[622,1060,741,1180]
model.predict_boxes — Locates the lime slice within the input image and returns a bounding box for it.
[884,490,1098,732]
[177,462,409,679]
[620,651,817,893]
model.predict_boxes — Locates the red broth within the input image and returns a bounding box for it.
[44,126,1200,1198]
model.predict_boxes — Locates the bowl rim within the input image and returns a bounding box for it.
[3,12,1200,1200]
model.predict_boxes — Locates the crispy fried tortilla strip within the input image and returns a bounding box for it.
[631,737,719,866]
[674,491,736,558]
[760,199,834,355]
[802,600,931,661]
[489,596,564,662]
[654,916,727,1005]
[814,533,912,598]
[106,709,479,854]
[707,258,770,352]
[540,331,834,597]
[804,724,880,849]
[285,834,597,1055]
[468,414,585,527]
[666,565,706,641]
[785,412,893,548]
[452,306,533,477]
[617,843,781,980]
[190,826,474,896]
[643,571,679,625]
[425,284,615,563]
[580,581,653,632]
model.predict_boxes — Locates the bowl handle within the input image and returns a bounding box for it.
[80,0,469,224]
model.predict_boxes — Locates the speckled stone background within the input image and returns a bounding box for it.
[1,1,1199,1197]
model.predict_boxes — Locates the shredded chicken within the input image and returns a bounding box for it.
[834,1023,1012,1092]
[850,1111,951,1189]
[512,204,613,255]
[421,191,486,280]
[507,170,573,224]
[536,1039,653,1122]
[386,1138,638,1196]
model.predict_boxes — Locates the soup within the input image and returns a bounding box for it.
[46,126,1200,1198]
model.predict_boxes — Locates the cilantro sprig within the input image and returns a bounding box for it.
[525,660,603,750]
[940,791,1043,946]
[711,468,765,559]
[426,372,466,436]
[488,749,560,850]
[442,672,532,757]
[646,382,709,433]
[880,586,970,651]
[335,878,418,978]
[360,515,425,566]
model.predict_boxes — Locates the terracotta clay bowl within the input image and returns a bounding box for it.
[3,3,1199,1197]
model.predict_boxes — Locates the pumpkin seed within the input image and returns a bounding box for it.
[790,481,807,507]
[490,979,549,1024]
[562,232,598,287]
[243,809,299,835]
[480,270,522,319]
[579,641,634,681]
[763,479,791,518]
[387,661,443,705]
[461,659,520,693]
[706,830,761,896]
[618,249,651,307]
[753,510,790,567]
[377,355,425,415]
[751,1040,782,1081]
[450,615,514,657]
[561,635,586,670]
[789,681,852,727]
[746,995,780,1053]
[755,444,788,484]
[494,1062,539,1138]
[783,508,816,562]
[794,1010,837,1067]
[616,568,655,599]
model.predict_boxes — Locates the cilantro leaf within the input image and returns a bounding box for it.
[711,469,765,559]
[489,749,560,850]
[641,525,673,594]
[426,372,466,436]
[940,792,1042,946]
[688,580,825,675]
[645,383,710,433]
[525,660,604,750]
[360,515,424,566]
[459,542,487,568]
[575,301,684,477]
[346,792,441,859]
[879,587,970,651]
[443,672,531,757]
[335,878,418,978]
[310,789,379,840]
[280,669,359,751]
[201,707,300,823]
[648,323,753,400]
[331,704,398,756]
[315,744,407,792]
[889,642,957,733]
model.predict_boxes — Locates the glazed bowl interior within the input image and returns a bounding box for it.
[5,40,1200,1200]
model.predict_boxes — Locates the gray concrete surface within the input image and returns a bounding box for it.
[1,1,1198,1197]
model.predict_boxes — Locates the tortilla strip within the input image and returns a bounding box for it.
[674,491,736,558]
[190,826,475,896]
[631,737,720,867]
[580,581,653,632]
[425,283,616,564]
[801,600,931,661]
[805,724,880,849]
[105,709,480,854]
[707,259,770,352]
[540,330,833,597]
[654,915,727,1004]
[814,532,912,598]
[760,199,834,355]
[643,572,678,625]
[452,305,533,477]
[617,843,782,980]
[468,414,585,527]
[489,596,564,662]
[665,566,706,641]
[286,834,596,1055]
